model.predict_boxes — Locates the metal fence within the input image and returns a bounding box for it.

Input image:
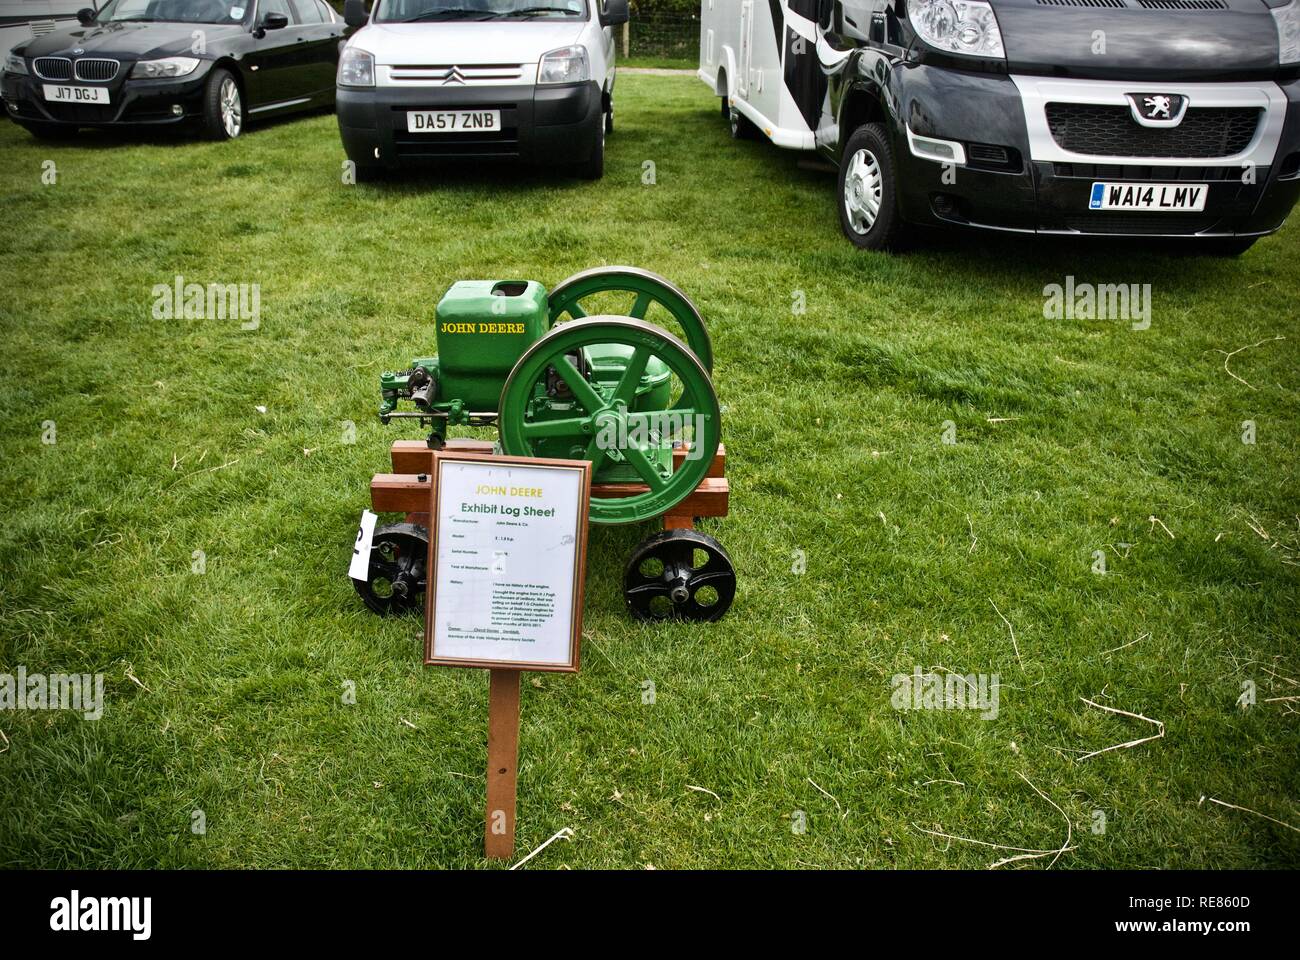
[621,11,700,64]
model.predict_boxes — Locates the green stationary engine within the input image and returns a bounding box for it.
[376,267,720,526]
[355,267,735,623]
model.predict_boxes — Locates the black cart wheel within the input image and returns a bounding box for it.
[353,522,428,616]
[623,529,736,622]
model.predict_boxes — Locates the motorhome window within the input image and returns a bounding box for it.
[371,0,589,23]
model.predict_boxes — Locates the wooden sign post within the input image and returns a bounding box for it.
[423,451,591,860]
[484,669,521,858]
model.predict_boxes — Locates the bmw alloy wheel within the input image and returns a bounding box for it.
[220,77,241,138]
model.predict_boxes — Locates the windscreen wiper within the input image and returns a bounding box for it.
[402,8,495,20]
[486,6,581,17]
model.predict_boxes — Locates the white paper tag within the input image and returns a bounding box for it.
[348,509,378,582]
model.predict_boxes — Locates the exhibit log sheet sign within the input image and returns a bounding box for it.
[425,454,590,672]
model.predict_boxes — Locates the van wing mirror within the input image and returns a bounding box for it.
[599,0,629,27]
[344,0,369,28]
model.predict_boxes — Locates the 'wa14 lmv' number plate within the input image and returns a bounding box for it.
[1089,181,1208,212]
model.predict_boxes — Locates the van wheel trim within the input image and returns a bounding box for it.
[843,147,882,234]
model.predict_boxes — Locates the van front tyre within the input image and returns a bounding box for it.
[577,114,605,180]
[838,123,905,251]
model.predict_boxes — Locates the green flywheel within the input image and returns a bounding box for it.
[498,317,721,525]
[547,266,714,373]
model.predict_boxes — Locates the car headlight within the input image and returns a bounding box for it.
[910,0,1005,59]
[3,51,28,75]
[338,46,374,87]
[1274,0,1300,65]
[537,45,589,85]
[131,56,201,79]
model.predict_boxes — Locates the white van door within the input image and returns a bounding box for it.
[737,0,752,98]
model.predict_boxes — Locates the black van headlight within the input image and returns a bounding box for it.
[910,0,1005,59]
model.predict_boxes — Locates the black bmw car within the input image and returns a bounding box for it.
[1,0,344,140]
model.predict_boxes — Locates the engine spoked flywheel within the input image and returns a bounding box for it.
[548,266,714,375]
[497,316,720,525]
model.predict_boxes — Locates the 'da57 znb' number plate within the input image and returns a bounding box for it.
[406,109,500,133]
[1089,181,1208,212]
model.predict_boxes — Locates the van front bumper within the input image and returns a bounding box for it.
[337,80,601,169]
[886,65,1300,238]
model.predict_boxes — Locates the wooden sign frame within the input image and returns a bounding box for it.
[423,450,591,674]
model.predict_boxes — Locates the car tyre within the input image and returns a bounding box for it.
[577,113,604,180]
[838,122,906,251]
[202,67,243,140]
[20,121,79,141]
[604,101,613,136]
[729,102,756,140]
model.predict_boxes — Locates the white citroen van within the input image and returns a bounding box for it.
[337,0,628,180]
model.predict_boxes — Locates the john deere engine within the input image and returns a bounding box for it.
[379,278,676,487]
[356,266,737,622]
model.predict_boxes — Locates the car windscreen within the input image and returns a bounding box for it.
[371,0,587,23]
[94,0,253,24]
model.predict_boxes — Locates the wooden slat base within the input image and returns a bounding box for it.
[372,473,729,518]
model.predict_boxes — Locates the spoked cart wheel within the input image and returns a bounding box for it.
[547,266,714,375]
[353,522,428,615]
[497,316,721,525]
[623,529,737,621]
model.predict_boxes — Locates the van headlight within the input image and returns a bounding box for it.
[910,0,1005,59]
[3,52,28,75]
[1275,0,1300,65]
[131,56,201,78]
[538,45,589,85]
[338,46,375,87]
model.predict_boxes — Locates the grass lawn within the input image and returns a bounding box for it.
[1,73,1298,870]
[619,56,697,70]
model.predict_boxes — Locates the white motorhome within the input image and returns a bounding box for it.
[1,1,85,55]
[698,0,823,149]
[698,0,1300,255]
